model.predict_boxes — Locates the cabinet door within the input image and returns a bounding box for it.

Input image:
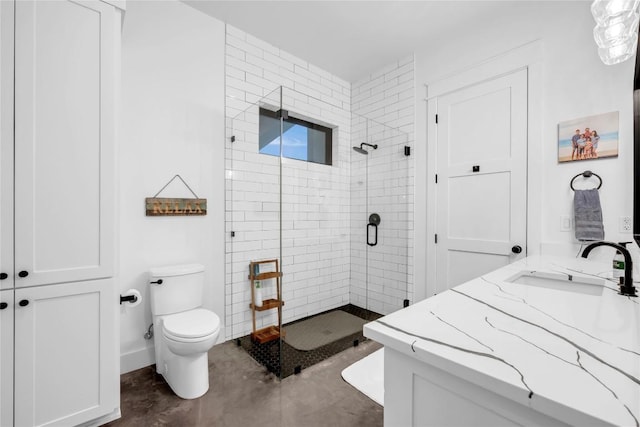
[0,289,13,427]
[14,279,117,427]
[13,0,116,287]
[0,0,14,291]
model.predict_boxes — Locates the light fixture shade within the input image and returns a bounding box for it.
[598,31,638,64]
[592,0,640,25]
[594,11,640,47]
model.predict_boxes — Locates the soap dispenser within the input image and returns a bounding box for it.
[613,242,631,279]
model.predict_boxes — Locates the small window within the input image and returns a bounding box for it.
[259,108,333,165]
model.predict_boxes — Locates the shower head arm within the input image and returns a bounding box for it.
[360,143,378,150]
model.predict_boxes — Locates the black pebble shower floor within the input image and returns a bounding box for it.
[237,304,382,379]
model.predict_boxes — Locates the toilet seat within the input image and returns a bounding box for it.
[162,308,220,341]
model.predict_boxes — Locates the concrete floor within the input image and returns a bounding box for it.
[107,339,383,427]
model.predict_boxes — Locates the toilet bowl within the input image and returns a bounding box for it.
[158,308,220,399]
[149,264,221,399]
[163,308,220,355]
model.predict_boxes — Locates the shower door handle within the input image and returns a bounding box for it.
[367,223,378,247]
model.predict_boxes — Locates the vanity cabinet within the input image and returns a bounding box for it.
[0,0,122,425]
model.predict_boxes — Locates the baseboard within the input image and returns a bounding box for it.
[79,407,121,427]
[120,346,155,374]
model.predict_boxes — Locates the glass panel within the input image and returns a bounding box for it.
[350,115,369,309]
[227,86,411,379]
[351,116,410,315]
[276,87,353,377]
[282,88,352,376]
[227,87,283,375]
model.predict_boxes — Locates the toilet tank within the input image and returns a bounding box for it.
[149,264,205,316]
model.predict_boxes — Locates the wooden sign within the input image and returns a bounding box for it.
[145,198,207,216]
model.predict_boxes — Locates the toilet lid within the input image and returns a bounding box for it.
[163,309,220,339]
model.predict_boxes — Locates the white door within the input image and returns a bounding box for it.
[13,0,115,287]
[0,289,13,427]
[14,279,117,427]
[435,68,527,293]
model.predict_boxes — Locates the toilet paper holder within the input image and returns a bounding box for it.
[120,294,138,305]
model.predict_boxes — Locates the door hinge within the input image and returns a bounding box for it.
[230,135,236,143]
[435,174,438,183]
[435,114,438,124]
[435,234,438,244]
[231,231,235,237]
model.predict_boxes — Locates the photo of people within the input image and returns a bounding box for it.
[558,111,618,163]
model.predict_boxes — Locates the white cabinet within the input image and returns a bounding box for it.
[14,281,117,427]
[0,1,122,426]
[0,0,14,293]
[13,0,116,288]
[0,290,14,427]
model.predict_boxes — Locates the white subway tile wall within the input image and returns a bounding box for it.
[225,26,351,339]
[225,25,415,339]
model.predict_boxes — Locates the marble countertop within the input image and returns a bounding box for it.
[364,255,640,426]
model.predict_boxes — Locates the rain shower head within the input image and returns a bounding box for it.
[352,143,378,155]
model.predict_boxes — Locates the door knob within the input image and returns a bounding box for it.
[0,273,7,280]
[18,299,29,307]
[511,245,523,254]
[18,271,28,278]
[0,302,7,310]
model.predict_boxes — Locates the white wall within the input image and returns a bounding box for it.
[224,25,352,339]
[119,0,225,373]
[414,2,637,298]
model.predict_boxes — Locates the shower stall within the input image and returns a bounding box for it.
[226,86,411,377]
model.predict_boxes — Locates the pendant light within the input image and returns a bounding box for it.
[592,0,640,64]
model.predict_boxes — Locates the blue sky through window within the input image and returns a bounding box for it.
[260,124,309,161]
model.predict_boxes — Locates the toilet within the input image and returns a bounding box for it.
[149,264,220,399]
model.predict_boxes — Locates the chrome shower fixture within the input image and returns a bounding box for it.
[352,142,378,155]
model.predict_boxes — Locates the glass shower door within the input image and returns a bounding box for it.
[351,116,410,316]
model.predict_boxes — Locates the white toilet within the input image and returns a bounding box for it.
[149,264,220,399]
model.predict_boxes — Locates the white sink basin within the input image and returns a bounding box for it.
[506,271,604,296]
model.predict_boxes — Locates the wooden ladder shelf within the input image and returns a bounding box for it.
[248,259,284,343]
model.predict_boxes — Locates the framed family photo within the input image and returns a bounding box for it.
[558,111,619,163]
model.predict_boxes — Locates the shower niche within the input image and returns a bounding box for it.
[226,86,410,378]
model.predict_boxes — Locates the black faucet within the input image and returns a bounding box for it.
[581,241,637,297]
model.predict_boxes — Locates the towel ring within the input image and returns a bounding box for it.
[570,170,602,191]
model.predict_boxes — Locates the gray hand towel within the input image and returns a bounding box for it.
[574,189,604,241]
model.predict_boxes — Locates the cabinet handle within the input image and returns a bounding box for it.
[0,273,7,280]
[18,299,29,307]
[0,302,7,310]
[18,271,28,278]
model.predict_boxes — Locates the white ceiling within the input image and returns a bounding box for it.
[183,1,549,82]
